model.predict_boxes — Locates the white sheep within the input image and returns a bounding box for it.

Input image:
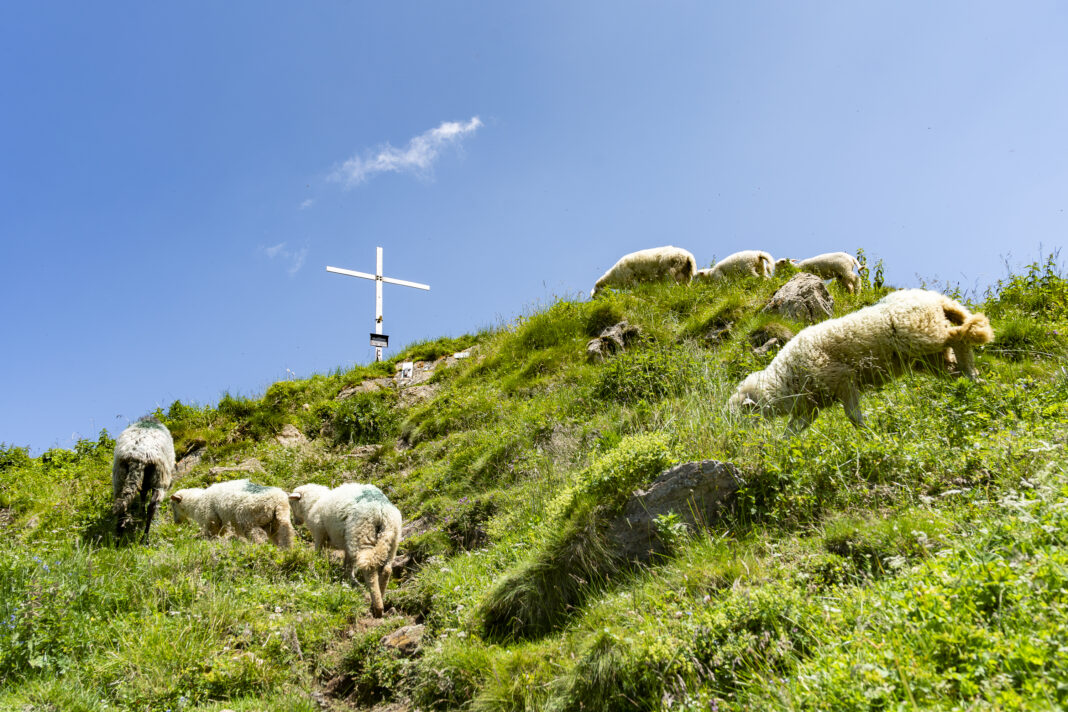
[781,252,862,293]
[289,483,403,618]
[697,250,774,282]
[112,417,176,543]
[170,479,295,548]
[591,246,696,297]
[728,289,994,431]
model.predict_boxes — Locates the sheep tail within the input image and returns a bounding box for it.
[356,513,397,572]
[953,312,994,346]
[113,460,145,518]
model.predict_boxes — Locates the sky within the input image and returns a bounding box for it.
[2,2,1067,453]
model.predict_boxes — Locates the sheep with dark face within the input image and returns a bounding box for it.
[289,483,402,618]
[591,246,696,297]
[112,417,176,543]
[728,289,994,431]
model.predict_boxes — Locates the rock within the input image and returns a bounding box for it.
[381,624,425,657]
[606,460,744,562]
[394,360,436,386]
[176,446,206,476]
[207,458,265,480]
[345,444,380,459]
[586,320,642,362]
[753,337,781,357]
[275,424,307,447]
[336,378,392,400]
[401,516,434,540]
[762,273,834,323]
[399,383,439,407]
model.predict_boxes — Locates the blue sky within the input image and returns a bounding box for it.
[2,2,1066,452]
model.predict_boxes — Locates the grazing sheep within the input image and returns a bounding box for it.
[698,250,774,282]
[289,483,403,618]
[112,417,176,543]
[170,479,295,548]
[728,289,994,431]
[591,246,696,297]
[790,252,862,293]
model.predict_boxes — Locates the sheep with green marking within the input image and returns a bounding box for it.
[170,478,295,548]
[112,417,176,543]
[289,482,402,618]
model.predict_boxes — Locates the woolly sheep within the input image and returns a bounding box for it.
[289,483,403,618]
[590,246,696,297]
[170,479,295,548]
[112,417,176,544]
[697,250,774,282]
[781,252,862,293]
[728,289,994,431]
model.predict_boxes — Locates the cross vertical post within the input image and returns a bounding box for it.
[326,247,430,362]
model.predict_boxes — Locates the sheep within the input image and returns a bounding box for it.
[112,417,176,544]
[289,483,403,618]
[591,246,696,297]
[728,289,994,431]
[697,250,774,282]
[170,479,295,548]
[782,252,862,293]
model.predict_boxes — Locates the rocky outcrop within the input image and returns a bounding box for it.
[380,624,425,657]
[207,458,265,480]
[274,424,308,447]
[762,273,834,323]
[586,321,642,362]
[606,460,744,562]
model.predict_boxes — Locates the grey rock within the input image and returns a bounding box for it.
[336,378,392,400]
[586,320,643,362]
[606,460,744,562]
[753,337,781,357]
[176,446,206,476]
[381,624,425,657]
[275,424,308,447]
[207,458,265,480]
[762,273,834,323]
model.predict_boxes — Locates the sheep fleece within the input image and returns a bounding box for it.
[112,418,176,540]
[592,246,696,296]
[293,483,402,617]
[171,479,295,548]
[728,289,994,428]
[704,250,774,280]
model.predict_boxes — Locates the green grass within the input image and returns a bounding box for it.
[2,252,1067,710]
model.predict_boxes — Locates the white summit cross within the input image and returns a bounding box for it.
[326,246,430,361]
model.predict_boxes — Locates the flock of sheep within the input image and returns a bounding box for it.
[108,244,994,618]
[111,419,401,618]
[592,245,993,431]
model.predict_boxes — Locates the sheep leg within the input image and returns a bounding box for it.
[839,384,865,428]
[247,526,269,545]
[378,565,392,600]
[364,568,385,618]
[141,492,161,545]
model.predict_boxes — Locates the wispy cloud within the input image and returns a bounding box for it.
[331,116,483,187]
[262,242,308,275]
[299,198,315,210]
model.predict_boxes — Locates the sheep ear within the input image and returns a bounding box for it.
[170,494,182,503]
[289,493,302,501]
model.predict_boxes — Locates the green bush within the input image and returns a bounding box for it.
[595,346,698,403]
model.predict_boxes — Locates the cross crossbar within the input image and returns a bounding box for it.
[326,246,430,361]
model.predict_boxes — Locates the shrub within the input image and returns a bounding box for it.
[595,346,698,403]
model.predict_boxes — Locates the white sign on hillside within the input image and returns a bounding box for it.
[326,246,430,361]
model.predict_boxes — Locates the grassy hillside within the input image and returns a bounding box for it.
[1,254,1067,711]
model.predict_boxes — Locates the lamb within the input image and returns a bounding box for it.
[170,479,295,548]
[780,252,862,293]
[112,417,176,544]
[697,250,774,282]
[289,483,403,618]
[728,289,994,431]
[591,246,696,297]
